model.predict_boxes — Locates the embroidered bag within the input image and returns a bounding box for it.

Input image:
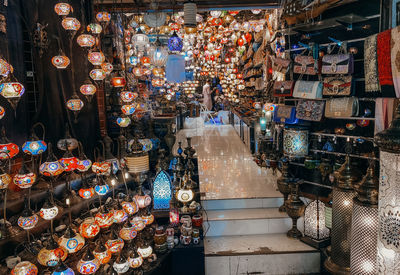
[323,76,353,96]
[325,97,359,118]
[296,100,325,121]
[293,80,323,99]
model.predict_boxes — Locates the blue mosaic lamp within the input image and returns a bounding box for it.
[153,170,172,210]
[168,31,183,52]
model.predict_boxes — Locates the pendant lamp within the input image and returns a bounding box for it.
[76,248,100,274]
[58,226,85,253]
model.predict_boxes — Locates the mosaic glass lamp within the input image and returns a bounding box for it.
[58,226,85,254]
[0,82,25,110]
[93,242,111,265]
[39,194,59,221]
[37,236,68,267]
[283,129,308,158]
[11,261,38,275]
[52,261,75,275]
[105,229,124,254]
[61,17,81,31]
[22,125,47,156]
[153,170,172,210]
[374,104,400,274]
[76,248,100,274]
[40,143,64,177]
[301,199,330,248]
[168,31,183,52]
[324,155,362,274]
[13,161,36,189]
[54,2,71,16]
[77,34,95,48]
[350,162,379,275]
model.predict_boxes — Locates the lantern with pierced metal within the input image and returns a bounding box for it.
[324,155,361,274]
[301,199,330,248]
[374,104,400,274]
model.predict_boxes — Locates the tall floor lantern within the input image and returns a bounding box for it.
[374,104,400,274]
[324,155,361,274]
[350,162,379,275]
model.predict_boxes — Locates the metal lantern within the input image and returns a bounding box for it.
[301,199,330,248]
[324,155,361,274]
[125,138,149,175]
[374,104,400,274]
[184,1,197,33]
[131,28,149,51]
[283,129,308,158]
[350,162,379,275]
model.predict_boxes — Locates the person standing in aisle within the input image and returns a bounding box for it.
[202,80,212,111]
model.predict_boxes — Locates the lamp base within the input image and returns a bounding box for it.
[287,227,302,239]
[324,257,350,275]
[279,204,286,212]
[300,236,330,249]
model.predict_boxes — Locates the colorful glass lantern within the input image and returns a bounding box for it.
[283,129,308,158]
[142,213,155,225]
[78,186,94,199]
[111,76,126,88]
[61,17,81,31]
[54,3,71,16]
[76,249,100,274]
[0,58,12,78]
[13,163,36,189]
[105,231,124,253]
[39,198,59,220]
[140,56,151,66]
[77,34,95,48]
[168,31,183,52]
[176,188,194,204]
[59,152,79,172]
[37,237,68,267]
[169,208,179,225]
[66,95,84,111]
[113,208,128,224]
[58,226,85,254]
[77,159,92,173]
[92,161,111,175]
[11,261,38,275]
[0,82,25,99]
[119,222,138,241]
[22,140,47,156]
[40,144,64,177]
[0,128,19,159]
[152,78,165,87]
[121,196,139,215]
[51,55,70,69]
[128,253,143,269]
[0,170,11,189]
[149,42,168,67]
[121,104,135,115]
[94,182,109,195]
[79,83,96,96]
[88,51,105,66]
[120,91,135,103]
[96,12,111,23]
[130,216,145,231]
[79,217,100,239]
[52,262,75,275]
[131,28,149,50]
[89,69,106,81]
[113,255,130,273]
[135,194,152,209]
[95,209,114,228]
[117,117,131,128]
[18,211,38,230]
[87,23,102,34]
[137,244,153,259]
[93,243,111,265]
[101,62,113,74]
[153,170,172,210]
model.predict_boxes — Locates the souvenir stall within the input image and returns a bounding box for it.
[0,0,399,274]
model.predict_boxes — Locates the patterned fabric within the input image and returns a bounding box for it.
[364,34,381,92]
[294,55,316,75]
[323,76,353,96]
[293,80,323,99]
[377,30,394,86]
[296,100,325,121]
[325,97,359,118]
[321,54,354,74]
[391,26,400,97]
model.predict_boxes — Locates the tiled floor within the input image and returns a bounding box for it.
[174,125,281,200]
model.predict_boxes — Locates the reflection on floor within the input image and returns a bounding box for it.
[175,125,320,275]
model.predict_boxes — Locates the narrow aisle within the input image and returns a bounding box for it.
[175,125,281,200]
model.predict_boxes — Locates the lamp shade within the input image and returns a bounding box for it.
[88,51,105,66]
[11,261,38,275]
[80,83,96,96]
[77,34,95,48]
[54,3,71,16]
[131,29,149,50]
[96,12,111,23]
[58,227,85,253]
[302,200,330,248]
[283,129,308,158]
[87,23,102,34]
[149,44,168,67]
[61,17,81,31]
[153,170,172,210]
[184,1,197,28]
[168,32,183,52]
[374,105,400,274]
[89,69,106,81]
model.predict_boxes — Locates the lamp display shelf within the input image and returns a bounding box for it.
[309,149,379,161]
[309,132,374,142]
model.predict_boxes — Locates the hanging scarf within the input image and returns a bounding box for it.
[364,34,380,92]
[375,98,397,134]
[377,30,394,86]
[391,26,400,98]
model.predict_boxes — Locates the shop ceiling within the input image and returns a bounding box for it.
[95,0,282,12]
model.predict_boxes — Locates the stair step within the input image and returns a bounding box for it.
[202,197,284,211]
[205,208,288,221]
[204,234,320,275]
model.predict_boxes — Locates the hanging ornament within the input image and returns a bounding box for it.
[39,194,59,220]
[39,143,64,177]
[117,116,131,128]
[59,151,79,172]
[37,236,68,267]
[131,28,149,51]
[89,69,106,81]
[0,81,25,110]
[96,12,111,23]
[121,104,135,115]
[51,54,70,69]
[61,17,81,31]
[79,79,96,102]
[52,262,75,275]
[120,91,135,103]
[95,207,114,229]
[66,93,84,123]
[0,127,19,159]
[113,254,130,274]
[122,196,139,215]
[76,248,100,274]
[101,62,113,74]
[54,3,71,16]
[130,216,145,231]
[22,123,47,156]
[91,161,111,175]
[77,34,95,48]
[79,217,100,239]
[93,242,112,265]
[87,23,102,35]
[140,56,151,66]
[111,76,126,88]
[168,31,183,52]
[78,182,94,199]
[88,50,105,66]
[105,229,124,253]
[113,207,129,224]
[0,58,12,78]
[76,145,92,173]
[18,198,39,230]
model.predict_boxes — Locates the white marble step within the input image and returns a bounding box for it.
[204,208,294,237]
[202,197,284,211]
[204,234,320,275]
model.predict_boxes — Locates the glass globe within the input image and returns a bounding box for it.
[11,261,38,275]
[58,226,85,253]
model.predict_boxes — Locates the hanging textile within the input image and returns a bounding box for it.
[166,54,185,83]
[377,29,396,97]
[364,34,380,93]
[391,26,400,98]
